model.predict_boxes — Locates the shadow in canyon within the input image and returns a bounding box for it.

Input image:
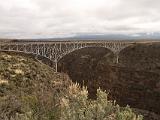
[58,43,160,116]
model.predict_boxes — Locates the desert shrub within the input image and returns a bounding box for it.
[60,84,143,120]
[0,95,22,120]
[0,83,143,120]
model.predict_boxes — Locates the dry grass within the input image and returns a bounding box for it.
[14,69,24,75]
[0,79,8,85]
[0,75,8,85]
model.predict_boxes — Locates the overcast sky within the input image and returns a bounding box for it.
[0,0,160,38]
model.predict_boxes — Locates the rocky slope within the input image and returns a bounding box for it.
[0,52,71,119]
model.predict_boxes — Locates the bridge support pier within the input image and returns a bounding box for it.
[116,55,119,64]
[115,53,119,64]
[54,59,58,73]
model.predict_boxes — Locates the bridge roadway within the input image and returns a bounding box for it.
[0,40,159,72]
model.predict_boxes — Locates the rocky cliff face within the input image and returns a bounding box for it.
[58,42,160,116]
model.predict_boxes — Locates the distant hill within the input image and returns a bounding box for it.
[65,32,160,40]
[0,32,160,42]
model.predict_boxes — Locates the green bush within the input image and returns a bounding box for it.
[0,83,143,120]
[60,84,143,120]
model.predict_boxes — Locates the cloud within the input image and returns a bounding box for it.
[0,0,160,38]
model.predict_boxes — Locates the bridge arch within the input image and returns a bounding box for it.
[57,46,114,62]
[55,46,114,72]
[119,43,137,55]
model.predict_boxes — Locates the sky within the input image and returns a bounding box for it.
[0,0,160,39]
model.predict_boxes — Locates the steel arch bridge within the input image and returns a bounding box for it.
[0,41,135,72]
